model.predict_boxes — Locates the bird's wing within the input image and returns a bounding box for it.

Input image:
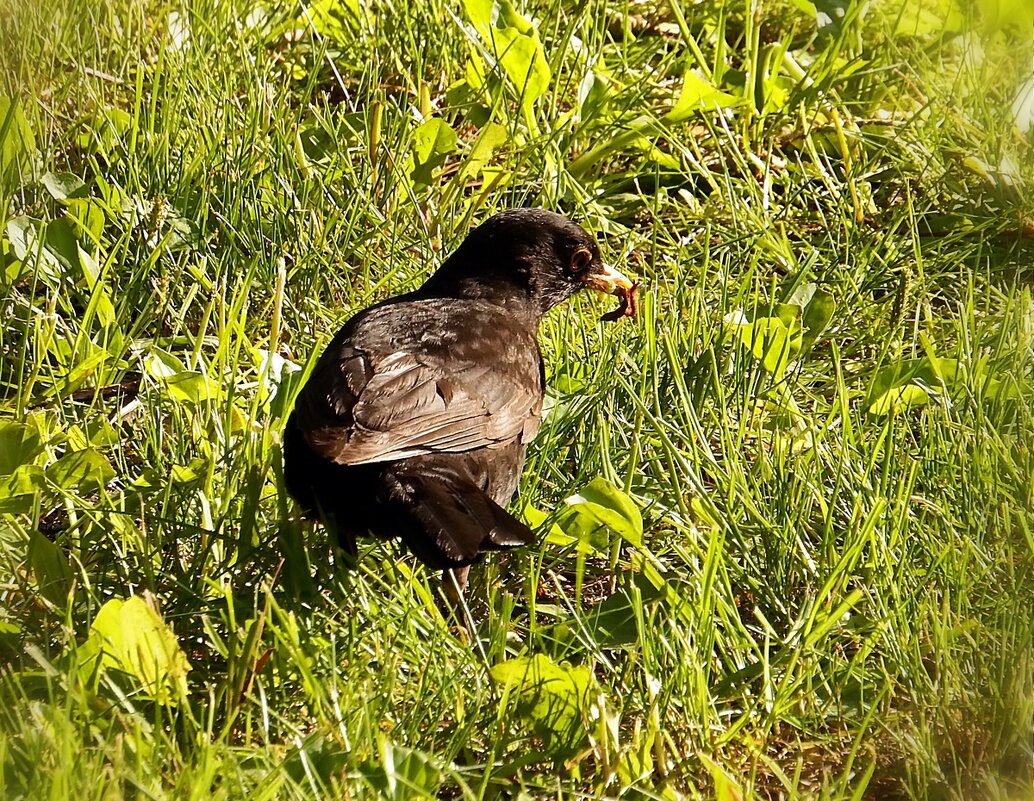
[293,346,542,466]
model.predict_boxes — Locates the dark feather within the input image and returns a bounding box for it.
[283,208,630,570]
[383,467,535,568]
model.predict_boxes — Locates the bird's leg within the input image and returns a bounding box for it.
[442,566,471,625]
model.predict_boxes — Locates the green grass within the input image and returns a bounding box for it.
[1,0,1032,797]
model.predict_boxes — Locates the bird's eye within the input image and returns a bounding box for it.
[569,247,593,273]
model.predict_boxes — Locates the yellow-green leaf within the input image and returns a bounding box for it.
[0,96,35,190]
[563,477,643,547]
[83,596,191,704]
[410,118,458,185]
[46,448,115,494]
[491,654,595,757]
[726,311,803,380]
[665,69,741,123]
[29,531,72,606]
[463,0,551,116]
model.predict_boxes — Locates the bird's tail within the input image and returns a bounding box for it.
[382,468,535,569]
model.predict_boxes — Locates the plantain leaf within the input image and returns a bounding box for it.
[79,596,190,705]
[491,654,595,758]
[0,96,35,190]
[463,0,551,116]
[563,477,643,547]
[410,118,458,185]
[665,68,741,123]
[46,448,116,494]
[726,310,803,380]
[41,171,89,201]
[0,420,43,475]
[29,531,73,606]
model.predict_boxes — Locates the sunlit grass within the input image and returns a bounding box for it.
[0,0,1032,798]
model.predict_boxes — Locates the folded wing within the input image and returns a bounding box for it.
[294,345,542,466]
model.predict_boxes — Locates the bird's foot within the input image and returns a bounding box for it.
[441,566,472,630]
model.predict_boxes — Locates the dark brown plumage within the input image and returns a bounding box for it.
[283,208,633,577]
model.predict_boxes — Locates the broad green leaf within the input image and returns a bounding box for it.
[893,0,965,37]
[761,72,789,115]
[3,256,27,286]
[68,418,120,449]
[977,0,1034,31]
[61,342,111,392]
[463,0,492,28]
[459,121,507,180]
[161,205,201,251]
[665,68,741,123]
[44,217,80,273]
[1012,75,1034,135]
[564,477,643,546]
[774,283,835,353]
[551,362,589,395]
[773,302,802,328]
[164,370,213,404]
[616,735,657,785]
[868,383,929,415]
[726,311,803,380]
[5,216,35,260]
[464,54,488,90]
[145,349,187,379]
[553,508,610,553]
[282,734,351,788]
[28,531,72,606]
[491,654,594,757]
[784,282,817,308]
[170,458,207,484]
[296,123,337,164]
[801,287,836,351]
[41,171,89,201]
[77,246,117,328]
[254,346,302,407]
[577,69,612,124]
[24,409,64,445]
[498,30,550,112]
[66,198,107,244]
[410,118,458,185]
[303,0,363,43]
[463,0,551,115]
[701,753,745,801]
[755,318,799,377]
[360,738,444,800]
[495,0,534,33]
[46,448,116,494]
[0,465,44,514]
[0,620,21,655]
[923,358,962,385]
[980,374,1018,401]
[145,351,215,404]
[0,96,35,189]
[0,420,44,475]
[523,504,577,548]
[80,596,190,704]
[6,216,83,278]
[865,357,963,415]
[864,353,1017,417]
[78,107,133,158]
[128,467,164,495]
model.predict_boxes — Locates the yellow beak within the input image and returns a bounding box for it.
[582,263,633,295]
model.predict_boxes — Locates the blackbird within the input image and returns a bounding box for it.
[283,208,633,593]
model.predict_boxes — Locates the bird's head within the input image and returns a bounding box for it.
[424,208,634,317]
